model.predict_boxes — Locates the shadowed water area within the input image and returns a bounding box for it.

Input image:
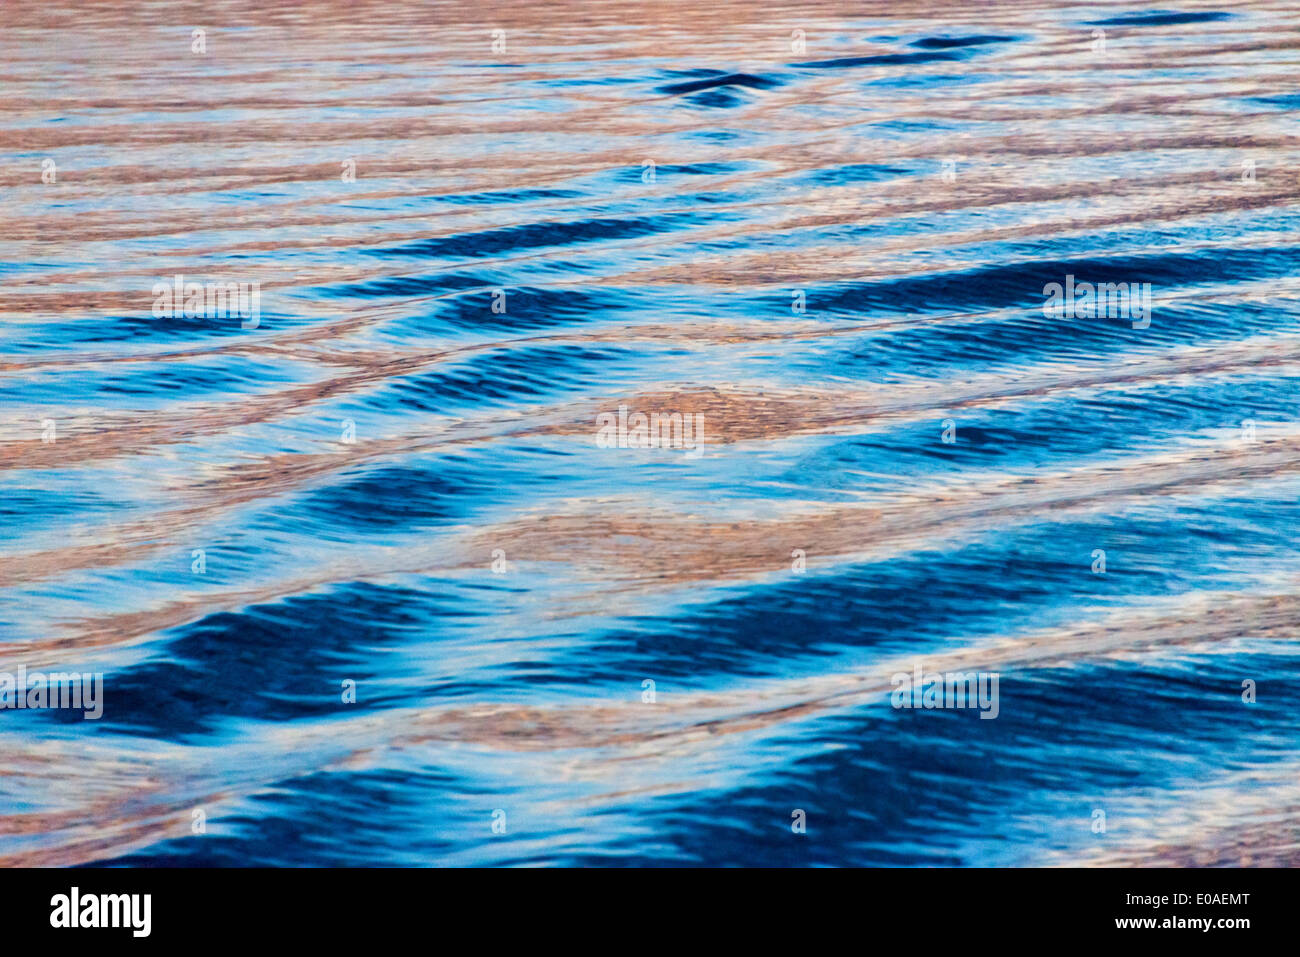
[1,0,1298,866]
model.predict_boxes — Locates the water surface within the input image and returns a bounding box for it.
[1,0,1299,866]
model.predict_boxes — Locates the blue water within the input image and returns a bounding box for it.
[1,1,1298,866]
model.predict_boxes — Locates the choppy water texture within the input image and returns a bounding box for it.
[1,0,1298,866]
